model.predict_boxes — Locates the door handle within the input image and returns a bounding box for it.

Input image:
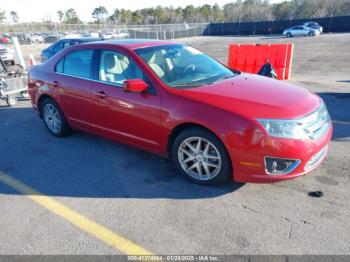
[94,91,108,99]
[52,80,60,87]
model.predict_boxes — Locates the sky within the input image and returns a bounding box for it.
[1,0,285,23]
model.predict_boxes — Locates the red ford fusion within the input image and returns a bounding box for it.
[28,40,332,185]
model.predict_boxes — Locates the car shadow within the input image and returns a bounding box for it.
[0,105,243,199]
[317,92,350,141]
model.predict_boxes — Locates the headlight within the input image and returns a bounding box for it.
[258,102,330,140]
[257,119,309,139]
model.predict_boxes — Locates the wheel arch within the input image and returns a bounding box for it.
[167,122,226,158]
[167,122,234,184]
[37,94,58,117]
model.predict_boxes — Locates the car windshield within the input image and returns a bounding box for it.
[135,44,239,88]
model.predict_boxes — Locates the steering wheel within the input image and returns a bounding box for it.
[183,64,196,75]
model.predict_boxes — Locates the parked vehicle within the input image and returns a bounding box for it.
[0,35,11,44]
[30,34,44,44]
[283,26,320,37]
[41,37,100,62]
[0,44,15,65]
[28,40,332,185]
[113,31,130,39]
[101,32,114,40]
[44,35,60,44]
[303,21,323,33]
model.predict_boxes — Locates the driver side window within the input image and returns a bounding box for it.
[99,50,145,86]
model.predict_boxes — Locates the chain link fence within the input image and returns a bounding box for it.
[1,15,349,45]
[0,23,209,44]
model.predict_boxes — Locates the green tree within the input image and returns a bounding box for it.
[272,1,294,20]
[174,7,183,23]
[92,6,108,24]
[212,4,223,22]
[200,4,212,22]
[223,2,242,22]
[57,10,64,22]
[183,5,196,22]
[64,8,81,24]
[335,0,350,16]
[140,8,156,24]
[119,9,132,24]
[155,6,166,23]
[0,9,6,23]
[109,9,120,24]
[131,10,143,24]
[10,11,19,23]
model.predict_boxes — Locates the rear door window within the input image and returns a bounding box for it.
[55,49,94,79]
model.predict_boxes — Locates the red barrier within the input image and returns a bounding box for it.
[227,43,294,80]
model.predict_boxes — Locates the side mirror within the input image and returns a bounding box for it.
[123,79,148,93]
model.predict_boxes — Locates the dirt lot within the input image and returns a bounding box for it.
[0,33,349,255]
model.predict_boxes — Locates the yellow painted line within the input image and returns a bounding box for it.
[0,173,153,255]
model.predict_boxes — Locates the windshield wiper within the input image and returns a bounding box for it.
[171,82,208,88]
[213,74,235,83]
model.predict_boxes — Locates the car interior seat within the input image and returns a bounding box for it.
[100,52,128,84]
[146,52,166,80]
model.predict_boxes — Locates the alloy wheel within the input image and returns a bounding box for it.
[177,137,222,181]
[43,103,62,134]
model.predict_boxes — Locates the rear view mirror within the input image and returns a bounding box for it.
[123,79,148,93]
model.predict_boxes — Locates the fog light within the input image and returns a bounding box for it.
[264,157,301,175]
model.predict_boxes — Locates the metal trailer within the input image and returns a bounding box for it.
[0,59,29,107]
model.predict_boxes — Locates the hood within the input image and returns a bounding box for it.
[175,74,321,119]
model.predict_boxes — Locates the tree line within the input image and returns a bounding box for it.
[1,0,350,25]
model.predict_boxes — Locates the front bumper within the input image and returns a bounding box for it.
[230,124,333,183]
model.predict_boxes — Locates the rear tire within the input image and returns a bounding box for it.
[41,98,70,137]
[171,127,232,185]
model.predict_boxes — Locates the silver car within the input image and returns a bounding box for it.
[283,26,320,38]
[303,22,323,33]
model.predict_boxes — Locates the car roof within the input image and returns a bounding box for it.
[81,39,182,49]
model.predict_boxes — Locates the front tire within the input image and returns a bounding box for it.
[308,31,315,37]
[171,127,232,185]
[286,32,292,38]
[41,98,70,137]
[7,96,17,107]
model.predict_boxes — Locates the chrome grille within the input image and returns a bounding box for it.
[297,102,330,140]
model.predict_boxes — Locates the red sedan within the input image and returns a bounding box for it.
[28,40,332,185]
